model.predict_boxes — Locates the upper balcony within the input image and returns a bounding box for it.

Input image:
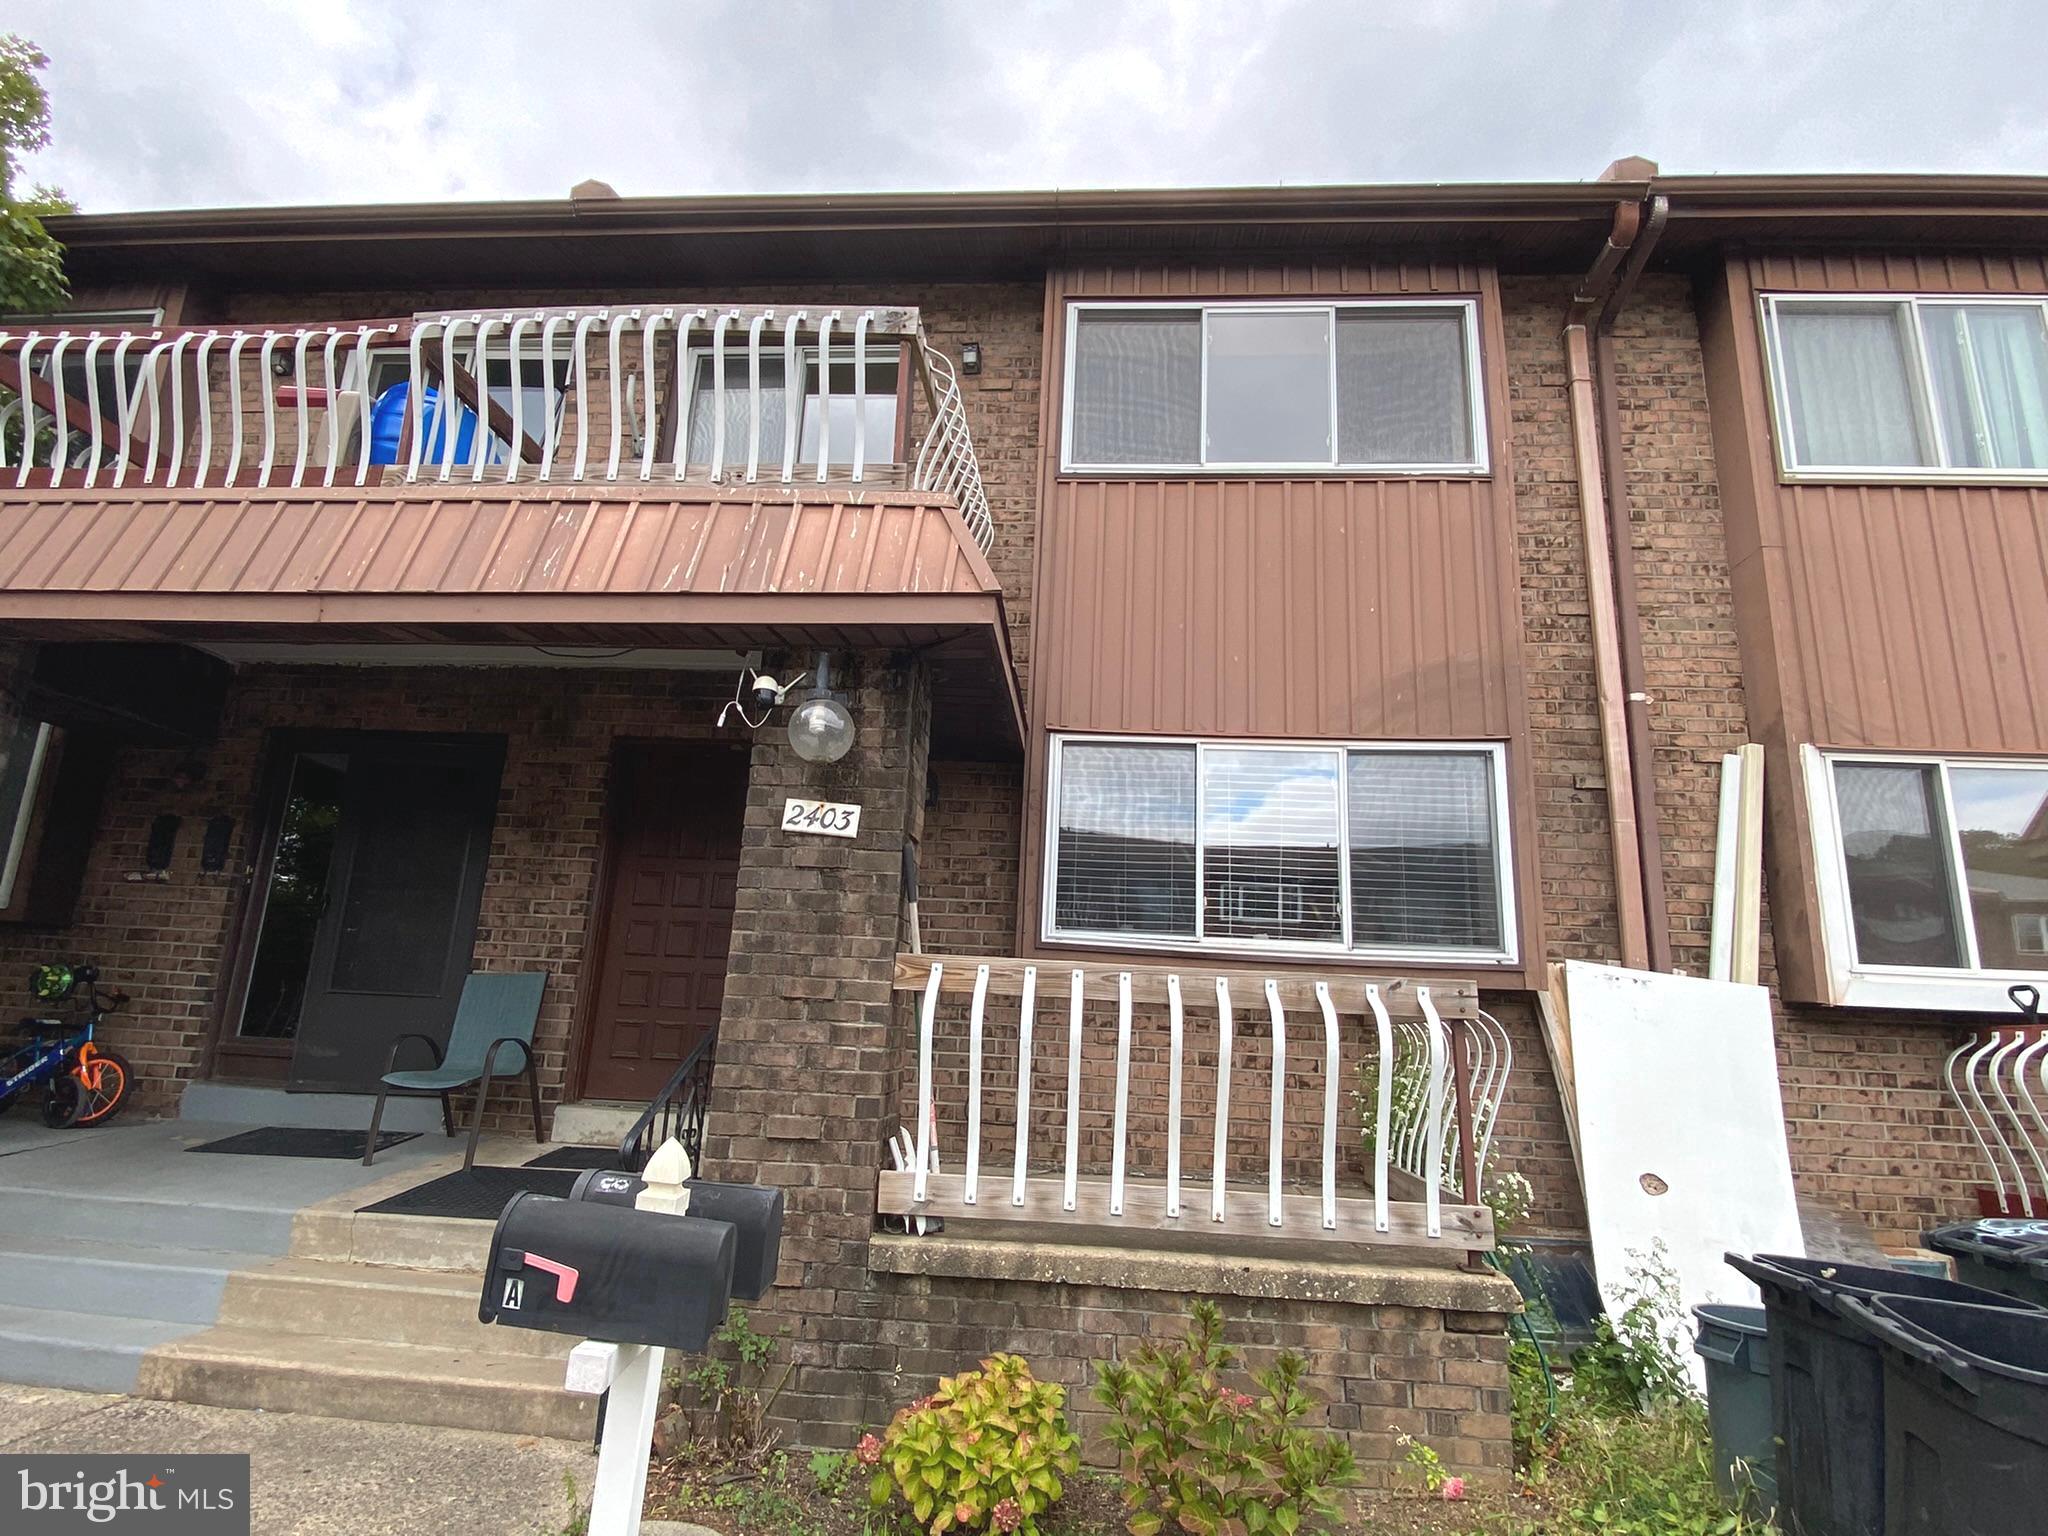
[0,304,989,541]
[0,306,1019,753]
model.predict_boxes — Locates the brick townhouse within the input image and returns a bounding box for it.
[4,161,2048,1477]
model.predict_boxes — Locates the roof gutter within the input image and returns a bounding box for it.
[1561,197,1656,971]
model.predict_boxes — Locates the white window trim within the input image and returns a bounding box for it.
[1759,291,2048,485]
[1059,298,1490,477]
[1805,743,2048,1011]
[1041,732,1518,966]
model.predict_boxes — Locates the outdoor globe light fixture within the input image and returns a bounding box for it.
[787,653,855,763]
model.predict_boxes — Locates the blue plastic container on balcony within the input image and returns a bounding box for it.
[367,381,483,467]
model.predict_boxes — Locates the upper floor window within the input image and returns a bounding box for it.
[1810,748,2048,1008]
[1044,734,1514,964]
[1762,294,2048,478]
[1061,300,1487,474]
[684,348,901,472]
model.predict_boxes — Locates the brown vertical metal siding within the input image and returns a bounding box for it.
[1019,259,1539,979]
[1040,477,1510,737]
[1705,251,2048,1001]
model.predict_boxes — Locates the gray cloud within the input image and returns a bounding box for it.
[17,0,2048,214]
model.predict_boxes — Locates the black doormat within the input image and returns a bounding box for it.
[525,1146,621,1171]
[357,1165,580,1220]
[189,1127,419,1159]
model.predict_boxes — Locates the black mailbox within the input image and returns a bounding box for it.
[479,1192,736,1351]
[569,1171,785,1301]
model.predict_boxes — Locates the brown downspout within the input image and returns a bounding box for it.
[1593,195,1674,972]
[1563,202,1651,970]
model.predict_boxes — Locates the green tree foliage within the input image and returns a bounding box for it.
[0,36,69,313]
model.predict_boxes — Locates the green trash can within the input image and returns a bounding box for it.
[1693,1304,1776,1518]
[1924,1219,2048,1308]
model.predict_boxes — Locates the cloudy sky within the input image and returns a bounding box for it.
[18,0,2048,214]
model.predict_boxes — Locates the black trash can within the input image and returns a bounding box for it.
[1727,1253,2043,1536]
[1693,1304,1776,1518]
[1862,1295,2048,1535]
[1924,1219,2048,1309]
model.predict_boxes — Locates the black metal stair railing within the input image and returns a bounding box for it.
[616,1028,718,1173]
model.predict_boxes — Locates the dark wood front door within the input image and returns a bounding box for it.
[579,742,746,1103]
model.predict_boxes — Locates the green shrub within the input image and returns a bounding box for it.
[870,1353,1080,1536]
[1569,1245,1695,1415]
[1093,1298,1356,1536]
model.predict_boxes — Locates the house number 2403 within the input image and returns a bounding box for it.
[782,798,861,838]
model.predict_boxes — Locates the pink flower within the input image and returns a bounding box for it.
[855,1433,882,1466]
[1440,1476,1466,1502]
[992,1497,1023,1532]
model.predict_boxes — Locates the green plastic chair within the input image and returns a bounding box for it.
[364,971,548,1170]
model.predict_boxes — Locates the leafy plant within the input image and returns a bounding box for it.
[679,1306,791,1457]
[556,1471,587,1536]
[811,1447,852,1497]
[1570,1244,1695,1415]
[1093,1299,1357,1536]
[1397,1430,1447,1494]
[870,1353,1079,1536]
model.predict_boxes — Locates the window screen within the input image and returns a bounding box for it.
[1948,764,2048,971]
[1336,308,1473,465]
[1348,751,1501,950]
[1051,742,1197,936]
[1833,761,1964,967]
[1068,312,1202,466]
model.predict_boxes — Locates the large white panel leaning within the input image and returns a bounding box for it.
[1562,961,1805,1387]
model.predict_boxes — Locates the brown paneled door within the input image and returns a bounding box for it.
[579,743,748,1103]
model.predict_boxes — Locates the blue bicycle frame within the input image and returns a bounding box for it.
[0,1016,92,1100]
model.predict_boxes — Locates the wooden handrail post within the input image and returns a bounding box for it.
[1450,1014,1482,1207]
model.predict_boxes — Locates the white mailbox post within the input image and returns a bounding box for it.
[566,1135,692,1534]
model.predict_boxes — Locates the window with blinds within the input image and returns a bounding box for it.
[1045,737,1513,960]
[1062,299,1486,472]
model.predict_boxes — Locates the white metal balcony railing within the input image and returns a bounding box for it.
[0,305,993,552]
[1945,1009,2048,1216]
[881,955,1513,1252]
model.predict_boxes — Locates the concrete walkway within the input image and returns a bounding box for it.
[0,1382,595,1535]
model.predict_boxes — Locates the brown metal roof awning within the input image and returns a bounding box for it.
[0,484,1023,757]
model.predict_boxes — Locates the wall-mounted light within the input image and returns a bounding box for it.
[787,652,855,764]
[959,341,982,376]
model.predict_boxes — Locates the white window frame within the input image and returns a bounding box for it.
[1041,732,1517,966]
[1805,744,2048,1011]
[1059,298,1490,477]
[1759,291,2048,484]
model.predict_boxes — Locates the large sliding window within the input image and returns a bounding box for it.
[1820,752,2048,977]
[1761,294,2048,477]
[1045,735,1514,963]
[1062,300,1486,473]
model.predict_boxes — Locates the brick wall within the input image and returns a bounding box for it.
[864,1263,1515,1486]
[0,663,739,1121]
[915,758,1023,956]
[1495,273,1984,1245]
[697,651,930,1442]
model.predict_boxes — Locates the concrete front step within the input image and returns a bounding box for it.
[218,1256,570,1359]
[135,1328,597,1440]
[0,1232,254,1325]
[293,1206,495,1272]
[0,1185,297,1254]
[0,1302,204,1394]
[549,1101,640,1148]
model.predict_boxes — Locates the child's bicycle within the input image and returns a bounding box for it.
[0,963,133,1128]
